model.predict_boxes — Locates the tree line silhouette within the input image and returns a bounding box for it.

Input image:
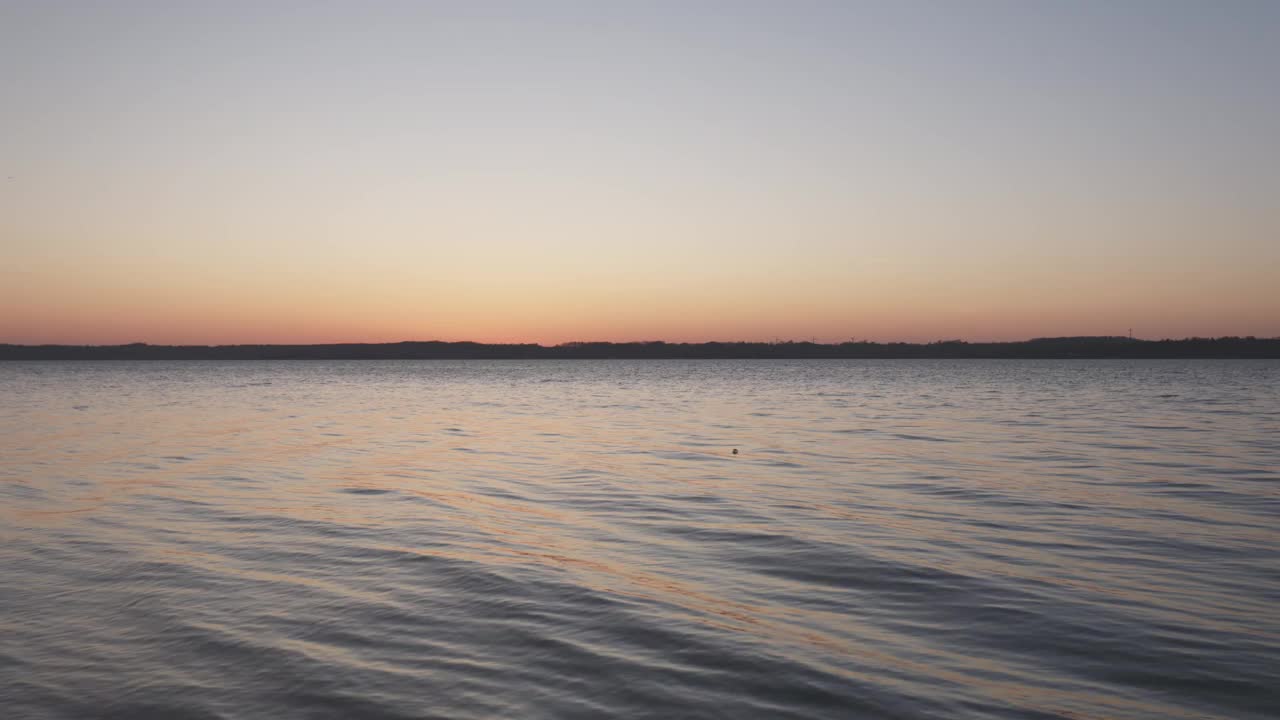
[2,336,1277,360]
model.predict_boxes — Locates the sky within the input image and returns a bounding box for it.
[2,1,1277,345]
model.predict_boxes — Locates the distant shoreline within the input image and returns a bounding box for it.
[3,337,1278,360]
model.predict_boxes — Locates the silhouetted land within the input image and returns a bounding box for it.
[2,337,1278,360]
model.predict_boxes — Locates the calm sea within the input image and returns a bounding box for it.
[2,360,1277,720]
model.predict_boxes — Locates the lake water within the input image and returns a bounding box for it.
[2,360,1277,720]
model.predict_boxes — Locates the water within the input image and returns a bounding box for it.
[2,360,1277,720]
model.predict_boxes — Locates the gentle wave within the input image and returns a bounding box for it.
[2,360,1278,719]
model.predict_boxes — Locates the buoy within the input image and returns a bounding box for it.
[732,448,739,455]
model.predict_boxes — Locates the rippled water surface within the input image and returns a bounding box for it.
[2,360,1278,719]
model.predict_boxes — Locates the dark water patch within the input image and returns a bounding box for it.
[1,482,47,500]
[889,433,954,442]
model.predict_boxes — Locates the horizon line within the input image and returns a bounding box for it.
[5,335,1280,349]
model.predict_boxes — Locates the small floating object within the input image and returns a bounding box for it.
[731,448,739,455]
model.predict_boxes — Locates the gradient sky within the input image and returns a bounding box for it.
[2,1,1277,344]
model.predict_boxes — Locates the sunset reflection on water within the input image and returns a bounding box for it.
[2,360,1277,719]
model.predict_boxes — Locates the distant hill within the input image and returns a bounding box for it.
[2,337,1278,360]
